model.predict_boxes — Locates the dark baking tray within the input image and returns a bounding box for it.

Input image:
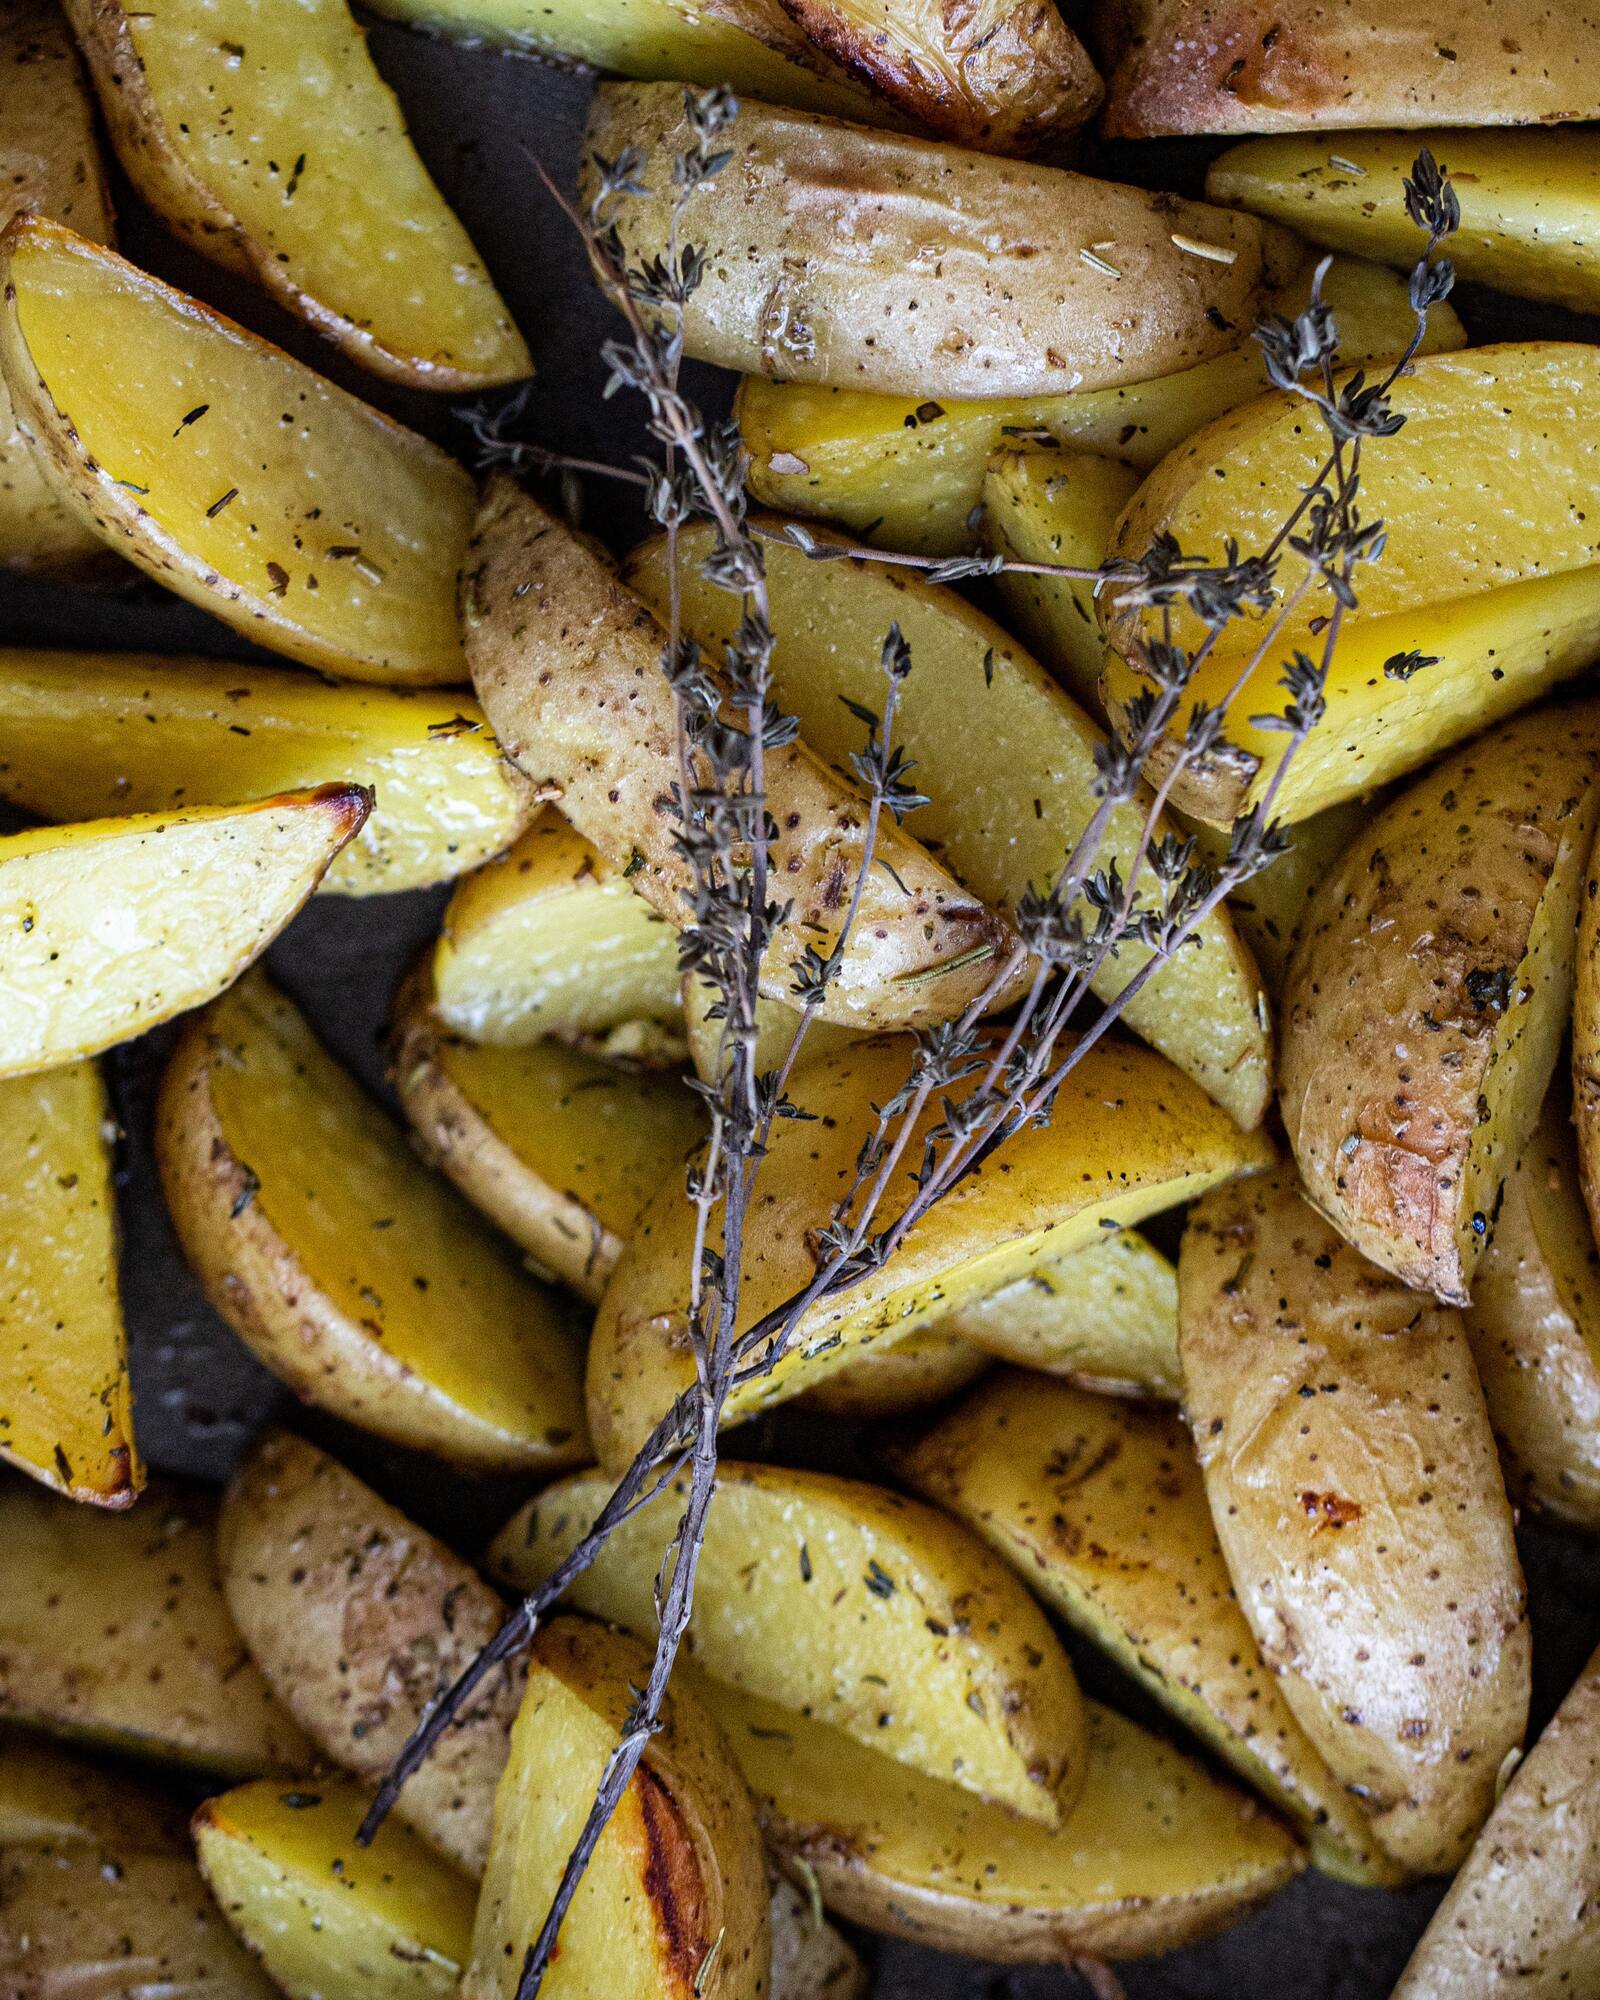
[3,26,1596,1998]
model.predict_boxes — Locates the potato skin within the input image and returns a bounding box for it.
[583,83,1295,400]
[1280,700,1600,1303]
[1179,1164,1530,1876]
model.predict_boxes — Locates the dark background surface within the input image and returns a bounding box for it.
[3,24,1598,1998]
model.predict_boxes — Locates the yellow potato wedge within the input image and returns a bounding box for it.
[0,784,367,1081]
[218,1430,522,1876]
[0,649,533,897]
[0,1061,137,1506]
[0,216,476,683]
[934,1230,1180,1396]
[464,1616,770,2000]
[1180,1163,1530,1877]
[738,256,1464,555]
[799,1322,989,1418]
[585,84,1294,401]
[0,1843,280,1997]
[1282,701,1600,1303]
[193,1776,477,2000]
[1099,1,1600,137]
[0,0,115,576]
[769,1877,867,2000]
[1210,130,1600,316]
[491,1459,1086,1828]
[157,972,588,1474]
[681,974,860,1090]
[467,481,1015,1035]
[701,1677,1302,1963]
[65,0,527,391]
[0,1727,186,1852]
[0,1474,313,1775]
[433,808,685,1056]
[627,519,1271,1125]
[893,1371,1399,1883]
[1102,344,1600,827]
[1465,1088,1600,1532]
[587,1030,1271,1464]
[391,963,701,1301]
[1391,1639,1600,1999]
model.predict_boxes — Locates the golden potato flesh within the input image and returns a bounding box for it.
[0,217,475,682]
[1281,700,1600,1303]
[0,784,367,1080]
[584,84,1294,401]
[0,1727,185,1853]
[157,973,589,1474]
[490,1460,1086,1829]
[798,1321,989,1418]
[66,0,528,389]
[894,1371,1398,1883]
[681,973,861,1089]
[1180,1164,1530,1877]
[0,649,533,896]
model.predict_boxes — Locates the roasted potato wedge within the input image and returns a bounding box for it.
[894,1371,1398,1882]
[1281,701,1600,1303]
[65,0,527,390]
[491,1459,1086,1828]
[799,1322,990,1418]
[587,1030,1271,1464]
[1574,809,1600,1249]
[467,481,1015,1035]
[434,808,684,1056]
[219,1431,522,1875]
[1099,1,1600,137]
[0,1061,137,1506]
[681,974,860,1089]
[0,217,476,683]
[702,1677,1302,1963]
[158,973,588,1474]
[193,1775,477,2000]
[628,519,1271,1125]
[1102,344,1600,827]
[464,1616,770,2000]
[0,649,533,897]
[1465,1087,1600,1531]
[1180,1163,1530,1876]
[0,0,114,576]
[0,1474,313,1774]
[0,784,367,1081]
[1391,1640,1600,1998]
[391,963,701,1301]
[769,1877,867,2000]
[0,1727,186,1852]
[738,256,1463,554]
[584,84,1294,401]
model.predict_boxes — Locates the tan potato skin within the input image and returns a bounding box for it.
[582,84,1296,401]
[217,1430,523,1877]
[1392,1640,1600,1998]
[1098,0,1600,136]
[464,478,1015,1033]
[1179,1165,1530,1877]
[1574,809,1600,1249]
[1280,701,1600,1304]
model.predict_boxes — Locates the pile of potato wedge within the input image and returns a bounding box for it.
[3,0,1600,1995]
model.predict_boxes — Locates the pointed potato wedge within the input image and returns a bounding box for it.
[0,783,367,1080]
[219,1431,522,1875]
[0,1060,137,1507]
[701,1678,1303,1963]
[0,649,533,896]
[627,517,1271,1125]
[798,1322,989,1418]
[1282,700,1600,1302]
[193,1776,477,1999]
[65,0,527,390]
[0,217,476,682]
[464,1617,770,2000]
[0,1727,186,1853]
[893,1371,1400,1882]
[1180,1163,1530,1876]
[390,962,701,1301]
[466,481,1016,1035]
[586,1031,1271,1465]
[157,973,588,1474]
[491,1459,1085,1829]
[0,1474,314,1775]
[584,84,1294,400]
